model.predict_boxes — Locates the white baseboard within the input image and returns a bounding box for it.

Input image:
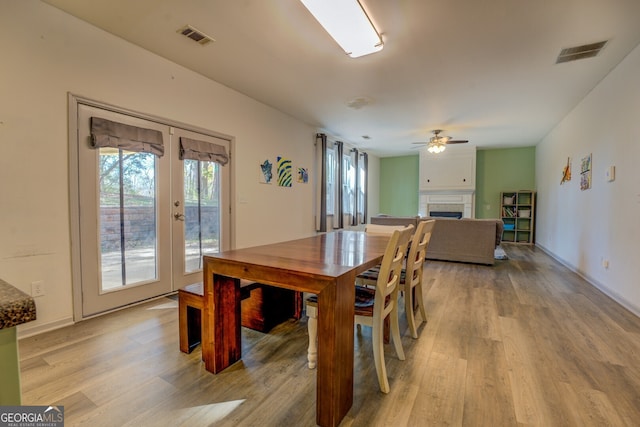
[16,293,177,339]
[536,243,640,318]
[17,317,75,339]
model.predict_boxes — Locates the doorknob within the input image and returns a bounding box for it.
[174,212,185,221]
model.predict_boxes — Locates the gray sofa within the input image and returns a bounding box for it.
[370,216,503,265]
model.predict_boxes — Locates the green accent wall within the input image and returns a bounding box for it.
[476,147,536,218]
[379,156,419,216]
[378,147,535,219]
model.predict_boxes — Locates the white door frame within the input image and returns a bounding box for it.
[68,93,235,320]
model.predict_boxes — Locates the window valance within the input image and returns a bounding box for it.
[179,137,229,165]
[90,117,164,157]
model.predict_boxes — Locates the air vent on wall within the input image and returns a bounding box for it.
[556,40,607,64]
[177,25,215,46]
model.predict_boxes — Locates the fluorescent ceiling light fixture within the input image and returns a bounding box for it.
[300,0,383,58]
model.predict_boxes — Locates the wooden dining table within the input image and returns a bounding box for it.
[201,230,390,427]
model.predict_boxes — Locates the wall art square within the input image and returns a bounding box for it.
[297,167,309,183]
[259,159,273,184]
[277,156,292,187]
[580,153,592,191]
[561,157,571,184]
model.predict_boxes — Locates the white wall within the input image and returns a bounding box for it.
[536,43,640,314]
[0,1,378,334]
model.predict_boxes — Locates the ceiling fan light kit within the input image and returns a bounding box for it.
[427,139,447,154]
[299,0,383,58]
[416,129,469,154]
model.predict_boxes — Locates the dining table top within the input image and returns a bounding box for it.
[204,230,390,292]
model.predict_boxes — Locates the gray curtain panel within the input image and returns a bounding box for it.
[90,117,164,157]
[179,137,229,165]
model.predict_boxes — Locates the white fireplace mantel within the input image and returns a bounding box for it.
[419,191,475,218]
[418,146,476,218]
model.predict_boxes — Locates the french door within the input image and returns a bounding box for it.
[170,126,231,290]
[73,101,231,318]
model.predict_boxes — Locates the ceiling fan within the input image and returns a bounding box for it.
[412,130,469,153]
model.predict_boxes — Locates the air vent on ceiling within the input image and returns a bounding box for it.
[556,40,607,64]
[177,25,215,46]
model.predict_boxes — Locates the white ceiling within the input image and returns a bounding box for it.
[43,0,640,156]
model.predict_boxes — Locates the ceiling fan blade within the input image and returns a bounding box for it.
[446,139,469,144]
[411,142,427,145]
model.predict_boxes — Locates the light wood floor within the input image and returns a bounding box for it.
[19,244,640,426]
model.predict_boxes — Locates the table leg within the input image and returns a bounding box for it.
[316,273,355,427]
[202,270,241,373]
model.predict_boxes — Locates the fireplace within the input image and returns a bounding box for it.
[429,211,463,219]
[419,192,474,218]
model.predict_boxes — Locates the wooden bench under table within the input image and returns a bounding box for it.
[179,280,302,354]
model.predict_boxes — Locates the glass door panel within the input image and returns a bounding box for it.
[99,148,158,290]
[171,127,230,290]
[183,159,220,273]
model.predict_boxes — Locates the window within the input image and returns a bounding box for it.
[358,151,368,223]
[343,151,355,225]
[326,148,336,216]
[316,133,367,231]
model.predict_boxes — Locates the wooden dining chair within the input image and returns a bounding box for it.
[363,223,408,235]
[306,225,414,393]
[356,224,411,291]
[399,219,435,338]
[356,220,435,338]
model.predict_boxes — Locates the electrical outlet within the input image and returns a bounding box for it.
[602,259,609,269]
[605,166,615,182]
[31,280,45,297]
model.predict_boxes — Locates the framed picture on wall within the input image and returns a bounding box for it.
[259,159,273,184]
[580,153,592,190]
